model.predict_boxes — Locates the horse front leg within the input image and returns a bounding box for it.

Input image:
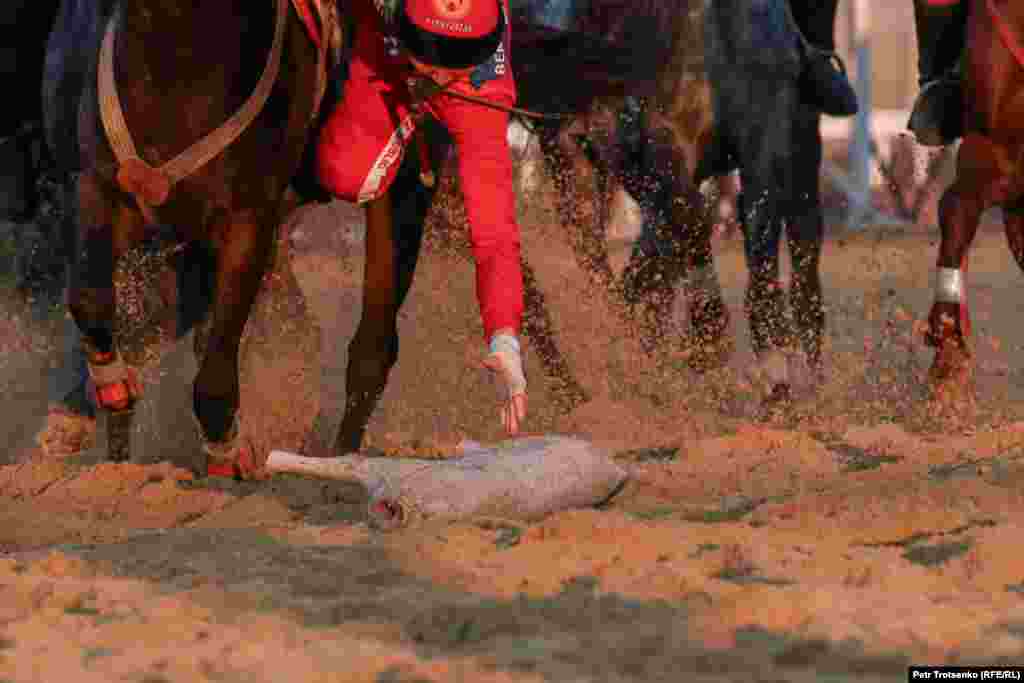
[786,116,826,388]
[925,135,1011,407]
[676,191,730,372]
[65,172,144,461]
[738,182,791,407]
[192,208,274,478]
[925,187,983,406]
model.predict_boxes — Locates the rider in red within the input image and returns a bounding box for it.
[316,0,527,434]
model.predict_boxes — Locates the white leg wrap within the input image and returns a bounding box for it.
[934,267,964,304]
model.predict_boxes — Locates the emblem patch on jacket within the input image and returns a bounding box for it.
[470,40,506,89]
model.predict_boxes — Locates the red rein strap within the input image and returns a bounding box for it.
[988,0,1024,71]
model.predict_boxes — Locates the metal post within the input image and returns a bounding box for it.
[846,0,874,229]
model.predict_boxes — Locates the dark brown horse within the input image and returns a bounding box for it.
[515,0,828,407]
[925,0,1024,405]
[51,0,326,474]
[512,0,729,367]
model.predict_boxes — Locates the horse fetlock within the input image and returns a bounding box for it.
[86,350,141,412]
[196,414,262,479]
[925,301,971,349]
[192,390,240,444]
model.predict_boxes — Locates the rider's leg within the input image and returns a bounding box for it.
[907,0,967,147]
[789,0,859,117]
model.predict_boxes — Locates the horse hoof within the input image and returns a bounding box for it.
[757,383,793,421]
[37,408,97,458]
[205,438,266,481]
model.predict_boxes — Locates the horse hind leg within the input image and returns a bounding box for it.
[738,188,791,407]
[332,148,433,456]
[785,147,826,387]
[191,207,276,478]
[66,173,145,461]
[925,135,1007,406]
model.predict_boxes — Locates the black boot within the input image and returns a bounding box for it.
[789,0,859,117]
[907,0,966,147]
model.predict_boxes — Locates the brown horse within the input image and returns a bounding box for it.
[925,0,1024,405]
[47,0,684,471]
[54,0,327,473]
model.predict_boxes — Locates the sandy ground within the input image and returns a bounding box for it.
[2,168,1024,682]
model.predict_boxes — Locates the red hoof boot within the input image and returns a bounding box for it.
[91,379,136,412]
[87,352,141,412]
[199,416,266,481]
[206,442,265,481]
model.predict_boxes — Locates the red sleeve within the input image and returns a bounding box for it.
[434,98,524,341]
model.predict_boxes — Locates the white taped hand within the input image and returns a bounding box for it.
[482,332,528,435]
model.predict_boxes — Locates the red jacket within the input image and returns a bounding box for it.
[354,0,524,341]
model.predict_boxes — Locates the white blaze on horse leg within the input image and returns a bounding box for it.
[934,267,964,304]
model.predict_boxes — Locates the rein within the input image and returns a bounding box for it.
[404,69,570,124]
[403,70,569,187]
[987,0,1024,71]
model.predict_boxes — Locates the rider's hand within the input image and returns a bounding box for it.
[482,330,527,435]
